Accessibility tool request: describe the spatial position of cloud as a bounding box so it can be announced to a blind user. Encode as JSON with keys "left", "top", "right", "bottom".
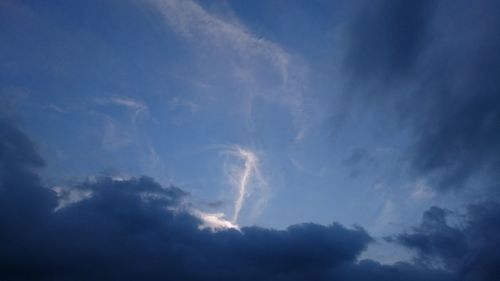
{"left": 168, "top": 96, "right": 199, "bottom": 113}
{"left": 0, "top": 119, "right": 458, "bottom": 280}
{"left": 151, "top": 0, "right": 311, "bottom": 143}
{"left": 94, "top": 96, "right": 149, "bottom": 124}
{"left": 391, "top": 202, "right": 500, "bottom": 280}
{"left": 100, "top": 117, "right": 134, "bottom": 149}
{"left": 341, "top": 0, "right": 437, "bottom": 82}
{"left": 337, "top": 0, "right": 500, "bottom": 192}
{"left": 342, "top": 148, "right": 372, "bottom": 167}
{"left": 411, "top": 181, "right": 435, "bottom": 201}
{"left": 52, "top": 185, "right": 92, "bottom": 210}
{"left": 193, "top": 210, "right": 239, "bottom": 231}
{"left": 342, "top": 148, "right": 375, "bottom": 178}
{"left": 91, "top": 96, "right": 164, "bottom": 173}
{"left": 46, "top": 103, "right": 68, "bottom": 114}
{"left": 223, "top": 145, "right": 268, "bottom": 224}
{"left": 372, "top": 200, "right": 400, "bottom": 234}
{"left": 229, "top": 146, "right": 258, "bottom": 223}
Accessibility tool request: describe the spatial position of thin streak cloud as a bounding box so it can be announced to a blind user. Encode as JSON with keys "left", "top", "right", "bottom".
{"left": 223, "top": 146, "right": 267, "bottom": 224}
{"left": 94, "top": 96, "right": 149, "bottom": 124}
{"left": 232, "top": 147, "right": 257, "bottom": 223}
{"left": 151, "top": 0, "right": 312, "bottom": 143}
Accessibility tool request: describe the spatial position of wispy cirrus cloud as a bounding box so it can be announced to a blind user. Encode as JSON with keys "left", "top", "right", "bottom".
{"left": 150, "top": 0, "right": 311, "bottom": 143}
{"left": 147, "top": 0, "right": 315, "bottom": 223}
{"left": 219, "top": 145, "right": 268, "bottom": 224}
{"left": 94, "top": 96, "right": 149, "bottom": 124}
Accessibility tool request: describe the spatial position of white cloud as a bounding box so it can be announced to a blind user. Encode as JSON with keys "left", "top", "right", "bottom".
{"left": 52, "top": 185, "right": 92, "bottom": 210}
{"left": 222, "top": 145, "right": 268, "bottom": 224}
{"left": 193, "top": 210, "right": 239, "bottom": 231}
{"left": 93, "top": 96, "right": 160, "bottom": 173}
{"left": 46, "top": 103, "right": 68, "bottom": 113}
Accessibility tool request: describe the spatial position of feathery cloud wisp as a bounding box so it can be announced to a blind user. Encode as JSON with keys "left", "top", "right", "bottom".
{"left": 223, "top": 146, "right": 267, "bottom": 224}
{"left": 151, "top": 0, "right": 311, "bottom": 143}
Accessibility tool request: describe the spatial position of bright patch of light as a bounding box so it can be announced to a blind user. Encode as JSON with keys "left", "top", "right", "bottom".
{"left": 194, "top": 210, "right": 240, "bottom": 231}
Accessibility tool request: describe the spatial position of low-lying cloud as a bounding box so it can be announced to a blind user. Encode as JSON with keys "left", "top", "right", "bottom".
{"left": 0, "top": 120, "right": 463, "bottom": 280}
{"left": 392, "top": 202, "right": 500, "bottom": 280}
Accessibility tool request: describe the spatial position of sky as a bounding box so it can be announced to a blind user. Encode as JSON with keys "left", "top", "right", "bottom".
{"left": 1, "top": 0, "right": 500, "bottom": 280}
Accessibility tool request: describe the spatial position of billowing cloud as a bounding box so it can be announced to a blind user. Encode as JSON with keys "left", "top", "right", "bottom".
{"left": 391, "top": 202, "right": 500, "bottom": 280}
{"left": 0, "top": 120, "right": 458, "bottom": 280}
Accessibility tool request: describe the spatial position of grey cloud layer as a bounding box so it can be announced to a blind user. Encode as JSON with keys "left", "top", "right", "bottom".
{"left": 339, "top": 0, "right": 500, "bottom": 192}
{"left": 393, "top": 202, "right": 500, "bottom": 280}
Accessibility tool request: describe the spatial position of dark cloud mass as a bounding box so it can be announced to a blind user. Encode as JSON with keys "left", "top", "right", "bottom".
{"left": 0, "top": 120, "right": 457, "bottom": 280}
{"left": 341, "top": 0, "right": 500, "bottom": 191}
{"left": 343, "top": 0, "right": 436, "bottom": 81}
{"left": 2, "top": 0, "right": 500, "bottom": 279}
{"left": 394, "top": 202, "right": 500, "bottom": 281}
{"left": 340, "top": 1, "right": 500, "bottom": 276}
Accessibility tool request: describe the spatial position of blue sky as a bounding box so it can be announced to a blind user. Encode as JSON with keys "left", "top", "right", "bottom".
{"left": 1, "top": 0, "right": 456, "bottom": 231}
{"left": 2, "top": 0, "right": 500, "bottom": 277}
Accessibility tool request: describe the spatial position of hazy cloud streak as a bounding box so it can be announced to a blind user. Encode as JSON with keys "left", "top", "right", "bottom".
{"left": 151, "top": 0, "right": 311, "bottom": 143}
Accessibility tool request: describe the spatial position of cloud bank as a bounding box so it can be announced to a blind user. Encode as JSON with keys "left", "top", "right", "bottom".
{"left": 393, "top": 202, "right": 500, "bottom": 280}
{"left": 338, "top": 0, "right": 500, "bottom": 192}
{"left": 0, "top": 120, "right": 462, "bottom": 280}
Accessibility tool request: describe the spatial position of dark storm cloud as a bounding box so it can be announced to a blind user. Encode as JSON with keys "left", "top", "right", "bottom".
{"left": 343, "top": 0, "right": 436, "bottom": 82}
{"left": 0, "top": 120, "right": 457, "bottom": 280}
{"left": 392, "top": 202, "right": 500, "bottom": 281}
{"left": 340, "top": 0, "right": 500, "bottom": 191}
{"left": 0, "top": 119, "right": 57, "bottom": 240}
{"left": 341, "top": 1, "right": 500, "bottom": 276}
{"left": 331, "top": 260, "right": 455, "bottom": 281}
